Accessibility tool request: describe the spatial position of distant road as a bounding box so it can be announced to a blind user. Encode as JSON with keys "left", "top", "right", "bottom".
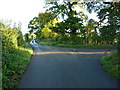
{"left": 18, "top": 43, "right": 118, "bottom": 88}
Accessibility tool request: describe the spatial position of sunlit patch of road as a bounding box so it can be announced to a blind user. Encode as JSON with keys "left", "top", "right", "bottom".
{"left": 34, "top": 51, "right": 111, "bottom": 55}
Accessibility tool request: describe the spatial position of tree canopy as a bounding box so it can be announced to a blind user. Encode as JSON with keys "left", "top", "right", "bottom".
{"left": 28, "top": 0, "right": 120, "bottom": 52}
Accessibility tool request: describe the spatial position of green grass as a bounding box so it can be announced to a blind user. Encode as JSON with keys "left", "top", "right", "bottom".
{"left": 2, "top": 43, "right": 33, "bottom": 89}
{"left": 38, "top": 41, "right": 117, "bottom": 49}
{"left": 100, "top": 52, "right": 120, "bottom": 80}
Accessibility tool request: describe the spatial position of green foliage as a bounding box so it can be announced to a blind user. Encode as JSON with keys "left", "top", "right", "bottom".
{"left": 28, "top": 17, "right": 40, "bottom": 34}
{"left": 38, "top": 41, "right": 117, "bottom": 49}
{"left": 100, "top": 52, "right": 120, "bottom": 80}
{"left": 2, "top": 46, "right": 33, "bottom": 89}
{"left": 30, "top": 1, "right": 118, "bottom": 48}
{"left": 48, "top": 1, "right": 85, "bottom": 43}
{"left": 1, "top": 20, "right": 33, "bottom": 89}
{"left": 17, "top": 30, "right": 24, "bottom": 46}
{"left": 1, "top": 22, "right": 19, "bottom": 53}
{"left": 38, "top": 12, "right": 56, "bottom": 28}
{"left": 24, "top": 33, "right": 30, "bottom": 42}
{"left": 87, "top": 1, "right": 120, "bottom": 51}
{"left": 28, "top": 12, "right": 58, "bottom": 40}
{"left": 30, "top": 1, "right": 119, "bottom": 48}
{"left": 41, "top": 18, "right": 58, "bottom": 39}
{"left": 84, "top": 19, "right": 98, "bottom": 45}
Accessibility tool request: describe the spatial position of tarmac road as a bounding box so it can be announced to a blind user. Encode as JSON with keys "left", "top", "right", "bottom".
{"left": 18, "top": 43, "right": 119, "bottom": 88}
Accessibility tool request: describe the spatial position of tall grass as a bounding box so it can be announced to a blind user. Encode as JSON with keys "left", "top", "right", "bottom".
{"left": 2, "top": 43, "right": 33, "bottom": 89}
{"left": 100, "top": 52, "right": 120, "bottom": 80}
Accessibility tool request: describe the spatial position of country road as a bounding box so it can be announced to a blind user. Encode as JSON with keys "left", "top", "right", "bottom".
{"left": 18, "top": 43, "right": 118, "bottom": 88}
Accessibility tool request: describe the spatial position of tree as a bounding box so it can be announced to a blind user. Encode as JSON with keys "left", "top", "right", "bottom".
{"left": 28, "top": 12, "right": 58, "bottom": 39}
{"left": 16, "top": 22, "right": 25, "bottom": 46}
{"left": 86, "top": 1, "right": 120, "bottom": 53}
{"left": 98, "top": 2, "right": 120, "bottom": 50}
{"left": 40, "top": 18, "right": 58, "bottom": 39}
{"left": 84, "top": 19, "right": 99, "bottom": 45}
{"left": 28, "top": 17, "right": 40, "bottom": 34}
{"left": 46, "top": 0, "right": 86, "bottom": 43}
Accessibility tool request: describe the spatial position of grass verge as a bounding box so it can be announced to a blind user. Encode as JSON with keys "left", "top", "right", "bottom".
{"left": 100, "top": 52, "right": 120, "bottom": 80}
{"left": 2, "top": 43, "right": 33, "bottom": 89}
{"left": 38, "top": 41, "right": 117, "bottom": 49}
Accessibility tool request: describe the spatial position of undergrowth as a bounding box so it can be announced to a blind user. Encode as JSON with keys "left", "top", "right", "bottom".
{"left": 38, "top": 41, "right": 117, "bottom": 49}
{"left": 2, "top": 44, "right": 33, "bottom": 89}
{"left": 100, "top": 52, "right": 120, "bottom": 80}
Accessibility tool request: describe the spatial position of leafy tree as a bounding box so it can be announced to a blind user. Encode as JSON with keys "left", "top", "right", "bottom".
{"left": 86, "top": 1, "right": 120, "bottom": 52}
{"left": 47, "top": 0, "right": 86, "bottom": 43}
{"left": 28, "top": 17, "right": 40, "bottom": 34}
{"left": 16, "top": 23, "right": 25, "bottom": 46}
{"left": 28, "top": 12, "right": 57, "bottom": 39}
{"left": 84, "top": 19, "right": 98, "bottom": 45}
{"left": 38, "top": 12, "right": 56, "bottom": 28}
{"left": 41, "top": 18, "right": 58, "bottom": 39}
{"left": 98, "top": 2, "right": 120, "bottom": 54}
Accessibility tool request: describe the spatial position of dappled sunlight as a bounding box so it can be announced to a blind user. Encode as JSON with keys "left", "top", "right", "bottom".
{"left": 34, "top": 51, "right": 110, "bottom": 55}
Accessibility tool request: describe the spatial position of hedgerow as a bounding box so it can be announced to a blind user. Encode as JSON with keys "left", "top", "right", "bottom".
{"left": 2, "top": 47, "right": 33, "bottom": 88}
{"left": 1, "top": 20, "right": 33, "bottom": 89}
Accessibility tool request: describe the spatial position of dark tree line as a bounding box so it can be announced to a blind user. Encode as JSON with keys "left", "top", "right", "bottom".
{"left": 28, "top": 0, "right": 120, "bottom": 53}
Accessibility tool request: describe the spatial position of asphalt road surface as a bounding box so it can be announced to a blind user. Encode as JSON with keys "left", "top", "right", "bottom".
{"left": 18, "top": 43, "right": 119, "bottom": 88}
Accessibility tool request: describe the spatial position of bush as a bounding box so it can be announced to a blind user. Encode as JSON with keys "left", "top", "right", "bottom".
{"left": 2, "top": 47, "right": 33, "bottom": 89}
{"left": 1, "top": 20, "right": 33, "bottom": 89}
{"left": 100, "top": 52, "right": 120, "bottom": 80}
{"left": 2, "top": 28, "right": 19, "bottom": 53}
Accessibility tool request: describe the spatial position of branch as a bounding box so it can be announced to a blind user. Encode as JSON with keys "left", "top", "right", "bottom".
{"left": 103, "top": 2, "right": 113, "bottom": 4}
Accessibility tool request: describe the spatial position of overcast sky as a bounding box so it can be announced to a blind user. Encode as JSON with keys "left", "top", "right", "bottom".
{"left": 0, "top": 0, "right": 46, "bottom": 34}
{"left": 0, "top": 0, "right": 99, "bottom": 34}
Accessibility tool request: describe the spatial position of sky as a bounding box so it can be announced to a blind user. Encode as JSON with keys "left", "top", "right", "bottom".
{"left": 0, "top": 0, "right": 46, "bottom": 34}
{"left": 0, "top": 0, "right": 99, "bottom": 35}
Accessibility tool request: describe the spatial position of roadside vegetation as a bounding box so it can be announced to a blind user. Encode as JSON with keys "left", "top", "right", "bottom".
{"left": 1, "top": 20, "right": 33, "bottom": 89}
{"left": 100, "top": 52, "right": 120, "bottom": 80}
{"left": 1, "top": 0, "right": 120, "bottom": 88}
{"left": 38, "top": 40, "right": 117, "bottom": 49}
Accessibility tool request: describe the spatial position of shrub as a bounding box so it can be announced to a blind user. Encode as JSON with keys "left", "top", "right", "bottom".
{"left": 1, "top": 20, "right": 33, "bottom": 89}
{"left": 2, "top": 47, "right": 33, "bottom": 89}
{"left": 100, "top": 52, "right": 120, "bottom": 80}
